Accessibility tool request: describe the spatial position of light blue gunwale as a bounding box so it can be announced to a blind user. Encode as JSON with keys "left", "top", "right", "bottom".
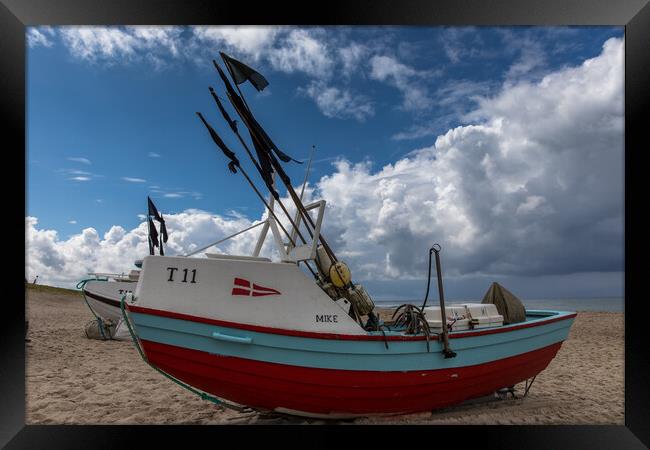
{"left": 129, "top": 309, "right": 576, "bottom": 372}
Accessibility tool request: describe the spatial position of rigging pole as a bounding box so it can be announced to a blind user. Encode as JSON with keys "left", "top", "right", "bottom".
{"left": 213, "top": 67, "right": 339, "bottom": 264}
{"left": 211, "top": 60, "right": 336, "bottom": 258}
{"left": 208, "top": 87, "right": 308, "bottom": 246}
{"left": 196, "top": 112, "right": 297, "bottom": 248}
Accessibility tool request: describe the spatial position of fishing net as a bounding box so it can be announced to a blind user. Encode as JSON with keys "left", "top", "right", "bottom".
{"left": 481, "top": 282, "right": 527, "bottom": 324}
{"left": 84, "top": 318, "right": 116, "bottom": 340}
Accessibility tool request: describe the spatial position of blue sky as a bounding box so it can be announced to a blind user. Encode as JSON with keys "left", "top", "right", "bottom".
{"left": 26, "top": 26, "right": 624, "bottom": 299}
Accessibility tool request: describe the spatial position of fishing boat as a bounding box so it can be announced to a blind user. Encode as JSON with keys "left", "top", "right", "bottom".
{"left": 121, "top": 52, "right": 576, "bottom": 418}
{"left": 82, "top": 274, "right": 138, "bottom": 321}
{"left": 79, "top": 271, "right": 139, "bottom": 340}
{"left": 79, "top": 196, "right": 166, "bottom": 340}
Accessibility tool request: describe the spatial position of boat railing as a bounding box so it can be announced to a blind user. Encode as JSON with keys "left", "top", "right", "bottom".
{"left": 183, "top": 221, "right": 266, "bottom": 257}
{"left": 87, "top": 272, "right": 132, "bottom": 282}
{"left": 183, "top": 198, "right": 328, "bottom": 265}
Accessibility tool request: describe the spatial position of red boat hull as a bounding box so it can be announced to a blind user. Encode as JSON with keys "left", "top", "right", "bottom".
{"left": 140, "top": 339, "right": 563, "bottom": 416}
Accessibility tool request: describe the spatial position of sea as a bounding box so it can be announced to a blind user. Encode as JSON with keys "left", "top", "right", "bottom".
{"left": 373, "top": 297, "right": 624, "bottom": 312}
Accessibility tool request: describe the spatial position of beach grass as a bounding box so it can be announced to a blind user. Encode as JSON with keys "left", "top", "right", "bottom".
{"left": 25, "top": 282, "right": 81, "bottom": 297}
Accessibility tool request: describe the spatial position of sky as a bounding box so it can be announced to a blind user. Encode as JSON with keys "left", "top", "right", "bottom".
{"left": 26, "top": 26, "right": 624, "bottom": 300}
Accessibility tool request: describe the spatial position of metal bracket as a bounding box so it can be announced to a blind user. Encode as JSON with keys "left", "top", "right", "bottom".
{"left": 286, "top": 200, "right": 326, "bottom": 262}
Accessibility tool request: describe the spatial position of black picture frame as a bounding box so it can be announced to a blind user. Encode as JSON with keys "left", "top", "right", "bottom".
{"left": 4, "top": 0, "right": 648, "bottom": 447}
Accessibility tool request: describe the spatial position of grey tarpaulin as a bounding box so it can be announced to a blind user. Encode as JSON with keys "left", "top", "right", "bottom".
{"left": 481, "top": 282, "right": 527, "bottom": 324}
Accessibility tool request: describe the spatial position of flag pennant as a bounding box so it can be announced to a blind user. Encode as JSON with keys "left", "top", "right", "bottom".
{"left": 249, "top": 128, "right": 279, "bottom": 199}
{"left": 209, "top": 87, "right": 238, "bottom": 134}
{"left": 214, "top": 60, "right": 242, "bottom": 108}
{"left": 251, "top": 116, "right": 302, "bottom": 164}
{"left": 148, "top": 218, "right": 159, "bottom": 248}
{"left": 220, "top": 52, "right": 269, "bottom": 92}
{"left": 159, "top": 213, "right": 168, "bottom": 243}
{"left": 196, "top": 112, "right": 240, "bottom": 174}
{"left": 213, "top": 59, "right": 301, "bottom": 166}
{"left": 159, "top": 234, "right": 165, "bottom": 256}
{"left": 148, "top": 196, "right": 162, "bottom": 222}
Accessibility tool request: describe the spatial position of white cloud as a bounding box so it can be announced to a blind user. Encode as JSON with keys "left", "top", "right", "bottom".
{"left": 436, "top": 79, "right": 493, "bottom": 108}
{"left": 59, "top": 168, "right": 103, "bottom": 182}
{"left": 60, "top": 27, "right": 137, "bottom": 61}
{"left": 67, "top": 157, "right": 91, "bottom": 165}
{"left": 58, "top": 26, "right": 184, "bottom": 67}
{"left": 496, "top": 29, "right": 574, "bottom": 85}
{"left": 516, "top": 195, "right": 552, "bottom": 215}
{"left": 391, "top": 123, "right": 438, "bottom": 141}
{"left": 192, "top": 27, "right": 335, "bottom": 80}
{"left": 313, "top": 37, "right": 624, "bottom": 280}
{"left": 191, "top": 26, "right": 281, "bottom": 62}
{"left": 26, "top": 37, "right": 624, "bottom": 291}
{"left": 299, "top": 81, "right": 374, "bottom": 122}
{"left": 339, "top": 43, "right": 369, "bottom": 77}
{"left": 148, "top": 152, "right": 161, "bottom": 158}
{"left": 439, "top": 27, "right": 484, "bottom": 64}
{"left": 32, "top": 26, "right": 382, "bottom": 122}
{"left": 505, "top": 39, "right": 547, "bottom": 83}
{"left": 122, "top": 177, "right": 146, "bottom": 183}
{"left": 25, "top": 212, "right": 272, "bottom": 288}
{"left": 127, "top": 26, "right": 182, "bottom": 57}
{"left": 149, "top": 187, "right": 202, "bottom": 200}
{"left": 27, "top": 27, "right": 55, "bottom": 48}
{"left": 369, "top": 55, "right": 433, "bottom": 110}
{"left": 68, "top": 220, "right": 77, "bottom": 224}
{"left": 267, "top": 29, "right": 333, "bottom": 78}
{"left": 386, "top": 79, "right": 496, "bottom": 139}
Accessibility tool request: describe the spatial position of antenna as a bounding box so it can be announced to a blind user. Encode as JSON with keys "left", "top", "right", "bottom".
{"left": 299, "top": 145, "right": 316, "bottom": 202}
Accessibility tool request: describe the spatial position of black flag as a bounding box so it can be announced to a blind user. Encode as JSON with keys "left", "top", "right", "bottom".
{"left": 220, "top": 52, "right": 269, "bottom": 92}
{"left": 210, "top": 59, "right": 302, "bottom": 164}
{"left": 248, "top": 128, "right": 278, "bottom": 199}
{"left": 197, "top": 112, "right": 240, "bottom": 174}
{"left": 159, "top": 232, "right": 165, "bottom": 256}
{"left": 209, "top": 87, "right": 237, "bottom": 133}
{"left": 148, "top": 196, "right": 162, "bottom": 221}
{"left": 251, "top": 116, "right": 302, "bottom": 164}
{"left": 159, "top": 213, "right": 168, "bottom": 243}
{"left": 148, "top": 218, "right": 159, "bottom": 248}
{"left": 212, "top": 60, "right": 301, "bottom": 165}
{"left": 148, "top": 196, "right": 168, "bottom": 255}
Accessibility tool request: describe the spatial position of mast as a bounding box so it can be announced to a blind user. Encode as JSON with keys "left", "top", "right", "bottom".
{"left": 207, "top": 87, "right": 308, "bottom": 246}
{"left": 288, "top": 145, "right": 316, "bottom": 253}
{"left": 196, "top": 112, "right": 297, "bottom": 248}
{"left": 209, "top": 53, "right": 378, "bottom": 328}
{"left": 196, "top": 111, "right": 319, "bottom": 279}
{"left": 213, "top": 60, "right": 339, "bottom": 265}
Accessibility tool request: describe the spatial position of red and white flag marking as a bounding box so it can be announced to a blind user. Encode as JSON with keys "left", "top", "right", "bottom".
{"left": 231, "top": 278, "right": 281, "bottom": 297}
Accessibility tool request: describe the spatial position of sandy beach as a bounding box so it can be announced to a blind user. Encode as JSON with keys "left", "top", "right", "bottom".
{"left": 25, "top": 284, "right": 624, "bottom": 425}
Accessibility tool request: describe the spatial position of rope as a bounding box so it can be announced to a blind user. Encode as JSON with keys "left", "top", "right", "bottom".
{"left": 76, "top": 277, "right": 110, "bottom": 340}
{"left": 184, "top": 221, "right": 266, "bottom": 257}
{"left": 119, "top": 294, "right": 247, "bottom": 412}
{"left": 420, "top": 247, "right": 435, "bottom": 310}
{"left": 524, "top": 375, "right": 537, "bottom": 397}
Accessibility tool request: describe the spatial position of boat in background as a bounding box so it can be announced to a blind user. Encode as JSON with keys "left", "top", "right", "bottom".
{"left": 120, "top": 52, "right": 576, "bottom": 418}
{"left": 79, "top": 196, "right": 165, "bottom": 341}
{"left": 80, "top": 272, "right": 139, "bottom": 340}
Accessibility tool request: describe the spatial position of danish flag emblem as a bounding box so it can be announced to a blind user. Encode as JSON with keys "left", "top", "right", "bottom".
{"left": 231, "top": 278, "right": 281, "bottom": 297}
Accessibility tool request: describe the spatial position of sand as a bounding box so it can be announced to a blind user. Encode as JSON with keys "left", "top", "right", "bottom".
{"left": 25, "top": 285, "right": 624, "bottom": 425}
